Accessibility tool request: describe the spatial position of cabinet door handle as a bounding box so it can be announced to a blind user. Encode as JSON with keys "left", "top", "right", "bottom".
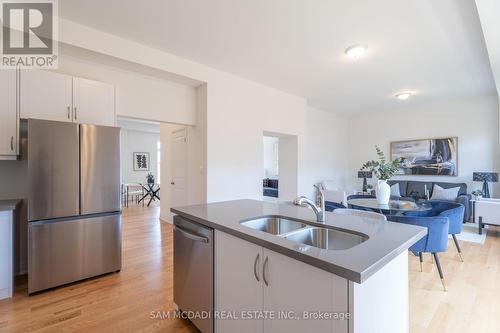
{"left": 74, "top": 107, "right": 77, "bottom": 120}
{"left": 10, "top": 136, "right": 14, "bottom": 151}
{"left": 253, "top": 253, "right": 260, "bottom": 282}
{"left": 263, "top": 256, "right": 269, "bottom": 286}
{"left": 67, "top": 106, "right": 70, "bottom": 119}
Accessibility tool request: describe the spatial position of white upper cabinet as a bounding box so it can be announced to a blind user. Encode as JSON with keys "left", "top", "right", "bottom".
{"left": 0, "top": 69, "right": 18, "bottom": 157}
{"left": 20, "top": 70, "right": 116, "bottom": 126}
{"left": 73, "top": 77, "right": 115, "bottom": 127}
{"left": 20, "top": 70, "right": 73, "bottom": 122}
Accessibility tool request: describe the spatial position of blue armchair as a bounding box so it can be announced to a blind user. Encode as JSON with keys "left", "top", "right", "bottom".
{"left": 388, "top": 215, "right": 449, "bottom": 291}
{"left": 405, "top": 201, "right": 465, "bottom": 261}
{"left": 324, "top": 201, "right": 346, "bottom": 212}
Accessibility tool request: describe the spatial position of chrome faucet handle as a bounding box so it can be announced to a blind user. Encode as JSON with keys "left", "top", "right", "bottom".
{"left": 293, "top": 196, "right": 308, "bottom": 205}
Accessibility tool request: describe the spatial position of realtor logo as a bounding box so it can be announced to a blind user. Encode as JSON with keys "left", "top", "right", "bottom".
{"left": 1, "top": 0, "right": 58, "bottom": 68}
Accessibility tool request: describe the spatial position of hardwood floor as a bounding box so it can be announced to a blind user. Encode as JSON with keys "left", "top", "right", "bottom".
{"left": 0, "top": 204, "right": 196, "bottom": 333}
{"left": 1, "top": 204, "right": 499, "bottom": 332}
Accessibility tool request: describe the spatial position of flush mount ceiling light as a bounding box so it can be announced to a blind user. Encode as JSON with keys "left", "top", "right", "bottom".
{"left": 395, "top": 91, "right": 415, "bottom": 100}
{"left": 345, "top": 44, "right": 367, "bottom": 59}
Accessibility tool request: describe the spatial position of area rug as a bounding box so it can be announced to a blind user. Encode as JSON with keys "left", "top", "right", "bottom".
{"left": 449, "top": 223, "right": 487, "bottom": 245}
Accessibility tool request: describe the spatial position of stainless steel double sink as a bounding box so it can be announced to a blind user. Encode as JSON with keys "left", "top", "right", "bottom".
{"left": 240, "top": 216, "right": 368, "bottom": 251}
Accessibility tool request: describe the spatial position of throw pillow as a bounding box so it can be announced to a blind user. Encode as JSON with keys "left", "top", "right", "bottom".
{"left": 390, "top": 183, "right": 401, "bottom": 197}
{"left": 431, "top": 184, "right": 460, "bottom": 201}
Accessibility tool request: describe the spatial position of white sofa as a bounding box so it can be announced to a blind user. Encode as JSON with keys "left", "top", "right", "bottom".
{"left": 318, "top": 181, "right": 355, "bottom": 206}
{"left": 475, "top": 198, "right": 500, "bottom": 234}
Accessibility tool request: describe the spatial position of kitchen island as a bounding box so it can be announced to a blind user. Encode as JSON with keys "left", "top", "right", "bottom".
{"left": 172, "top": 199, "right": 426, "bottom": 333}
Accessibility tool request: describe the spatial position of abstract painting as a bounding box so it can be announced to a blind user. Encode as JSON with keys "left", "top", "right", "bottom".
{"left": 391, "top": 137, "right": 458, "bottom": 176}
{"left": 133, "top": 152, "right": 150, "bottom": 171}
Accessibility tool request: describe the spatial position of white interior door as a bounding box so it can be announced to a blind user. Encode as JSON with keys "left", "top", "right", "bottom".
{"left": 171, "top": 128, "right": 188, "bottom": 208}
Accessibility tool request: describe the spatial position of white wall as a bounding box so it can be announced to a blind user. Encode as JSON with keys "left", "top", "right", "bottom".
{"left": 347, "top": 94, "right": 500, "bottom": 194}
{"left": 120, "top": 129, "right": 160, "bottom": 184}
{"left": 57, "top": 19, "right": 347, "bottom": 203}
{"left": 263, "top": 136, "right": 279, "bottom": 179}
{"left": 303, "top": 106, "right": 349, "bottom": 198}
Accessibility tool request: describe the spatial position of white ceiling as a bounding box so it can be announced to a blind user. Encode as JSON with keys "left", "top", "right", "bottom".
{"left": 475, "top": 0, "right": 500, "bottom": 94}
{"left": 60, "top": 0, "right": 496, "bottom": 114}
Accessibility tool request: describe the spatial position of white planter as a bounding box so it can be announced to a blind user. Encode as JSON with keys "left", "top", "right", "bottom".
{"left": 376, "top": 180, "right": 391, "bottom": 205}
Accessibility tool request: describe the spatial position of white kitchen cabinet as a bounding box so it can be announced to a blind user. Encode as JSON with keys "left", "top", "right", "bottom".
{"left": 215, "top": 231, "right": 349, "bottom": 333}
{"left": 20, "top": 70, "right": 73, "bottom": 122}
{"left": 20, "top": 70, "right": 116, "bottom": 126}
{"left": 73, "top": 77, "right": 115, "bottom": 127}
{"left": 0, "top": 211, "right": 13, "bottom": 300}
{"left": 215, "top": 231, "right": 264, "bottom": 333}
{"left": 262, "top": 248, "right": 348, "bottom": 333}
{"left": 0, "top": 69, "right": 18, "bottom": 158}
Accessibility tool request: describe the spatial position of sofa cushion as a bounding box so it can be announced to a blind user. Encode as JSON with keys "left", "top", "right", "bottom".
{"left": 433, "top": 182, "right": 467, "bottom": 196}
{"left": 390, "top": 183, "right": 401, "bottom": 197}
{"left": 388, "top": 181, "right": 408, "bottom": 197}
{"left": 431, "top": 184, "right": 461, "bottom": 200}
{"left": 406, "top": 181, "right": 433, "bottom": 198}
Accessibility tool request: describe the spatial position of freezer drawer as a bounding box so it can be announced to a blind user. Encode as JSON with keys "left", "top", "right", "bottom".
{"left": 174, "top": 215, "right": 213, "bottom": 333}
{"left": 28, "top": 213, "right": 122, "bottom": 294}
{"left": 80, "top": 124, "right": 121, "bottom": 215}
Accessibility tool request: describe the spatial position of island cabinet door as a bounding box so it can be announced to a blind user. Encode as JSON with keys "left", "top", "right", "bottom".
{"left": 215, "top": 231, "right": 264, "bottom": 333}
{"left": 262, "top": 249, "right": 349, "bottom": 333}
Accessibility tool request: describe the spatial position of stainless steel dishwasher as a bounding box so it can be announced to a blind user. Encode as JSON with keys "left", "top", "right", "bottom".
{"left": 173, "top": 215, "right": 214, "bottom": 333}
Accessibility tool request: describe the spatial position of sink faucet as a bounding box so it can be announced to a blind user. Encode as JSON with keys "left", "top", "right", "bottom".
{"left": 293, "top": 185, "right": 325, "bottom": 222}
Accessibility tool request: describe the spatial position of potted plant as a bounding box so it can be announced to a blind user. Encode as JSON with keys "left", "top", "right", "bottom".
{"left": 361, "top": 146, "right": 403, "bottom": 205}
{"left": 472, "top": 189, "right": 484, "bottom": 200}
{"left": 146, "top": 172, "right": 155, "bottom": 185}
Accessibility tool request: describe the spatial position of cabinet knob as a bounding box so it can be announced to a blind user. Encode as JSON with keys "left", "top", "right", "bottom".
{"left": 74, "top": 107, "right": 77, "bottom": 120}
{"left": 67, "top": 106, "right": 70, "bottom": 119}
{"left": 10, "top": 136, "right": 14, "bottom": 151}
{"left": 170, "top": 181, "right": 175, "bottom": 185}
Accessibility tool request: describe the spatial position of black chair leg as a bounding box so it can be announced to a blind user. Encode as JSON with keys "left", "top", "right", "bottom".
{"left": 478, "top": 216, "right": 483, "bottom": 235}
{"left": 451, "top": 234, "right": 464, "bottom": 262}
{"left": 432, "top": 253, "right": 446, "bottom": 291}
{"left": 419, "top": 252, "right": 423, "bottom": 272}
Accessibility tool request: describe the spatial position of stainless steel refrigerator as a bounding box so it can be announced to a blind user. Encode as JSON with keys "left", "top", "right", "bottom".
{"left": 22, "top": 119, "right": 122, "bottom": 294}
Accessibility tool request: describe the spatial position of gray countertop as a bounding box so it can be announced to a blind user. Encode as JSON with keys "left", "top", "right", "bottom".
{"left": 0, "top": 199, "right": 22, "bottom": 212}
{"left": 171, "top": 199, "right": 427, "bottom": 284}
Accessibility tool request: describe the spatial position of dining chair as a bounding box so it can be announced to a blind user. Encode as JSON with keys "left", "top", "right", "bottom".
{"left": 333, "top": 208, "right": 387, "bottom": 221}
{"left": 405, "top": 201, "right": 465, "bottom": 261}
{"left": 325, "top": 201, "right": 346, "bottom": 212}
{"left": 388, "top": 214, "right": 449, "bottom": 291}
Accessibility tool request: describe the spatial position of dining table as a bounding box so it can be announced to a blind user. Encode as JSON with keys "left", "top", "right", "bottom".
{"left": 138, "top": 183, "right": 161, "bottom": 207}
{"left": 346, "top": 198, "right": 432, "bottom": 215}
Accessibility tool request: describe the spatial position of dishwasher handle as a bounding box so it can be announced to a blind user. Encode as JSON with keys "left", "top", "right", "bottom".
{"left": 174, "top": 225, "right": 210, "bottom": 243}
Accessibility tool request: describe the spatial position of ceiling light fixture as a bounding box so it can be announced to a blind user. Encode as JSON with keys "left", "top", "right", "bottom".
{"left": 395, "top": 91, "right": 414, "bottom": 100}
{"left": 345, "top": 44, "right": 367, "bottom": 59}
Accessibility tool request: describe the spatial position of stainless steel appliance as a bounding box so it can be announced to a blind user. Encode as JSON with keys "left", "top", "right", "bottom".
{"left": 173, "top": 215, "right": 213, "bottom": 333}
{"left": 23, "top": 119, "right": 121, "bottom": 294}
